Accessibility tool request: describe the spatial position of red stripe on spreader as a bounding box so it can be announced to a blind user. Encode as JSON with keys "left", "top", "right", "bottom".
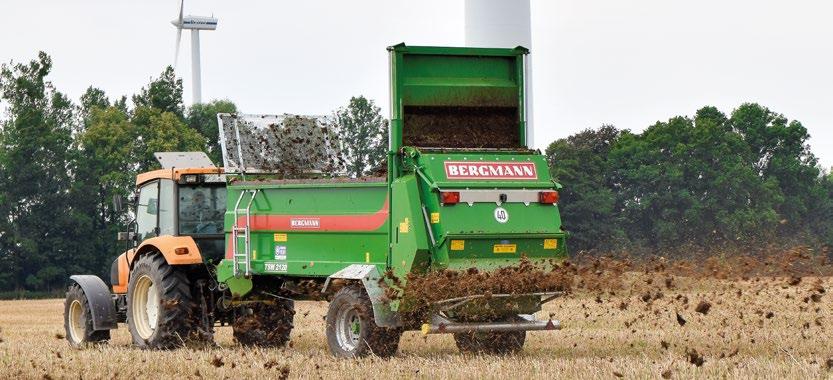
{"left": 225, "top": 199, "right": 389, "bottom": 259}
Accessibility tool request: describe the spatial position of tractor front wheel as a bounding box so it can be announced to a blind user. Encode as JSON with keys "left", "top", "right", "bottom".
{"left": 326, "top": 285, "right": 402, "bottom": 358}
{"left": 232, "top": 300, "right": 295, "bottom": 347}
{"left": 126, "top": 254, "right": 198, "bottom": 349}
{"left": 64, "top": 284, "right": 110, "bottom": 348}
{"left": 454, "top": 330, "right": 526, "bottom": 355}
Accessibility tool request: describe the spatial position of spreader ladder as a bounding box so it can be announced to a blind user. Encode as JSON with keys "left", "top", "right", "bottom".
{"left": 232, "top": 189, "right": 259, "bottom": 277}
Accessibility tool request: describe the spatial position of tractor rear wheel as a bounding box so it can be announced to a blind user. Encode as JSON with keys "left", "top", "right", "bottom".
{"left": 326, "top": 285, "right": 402, "bottom": 358}
{"left": 64, "top": 284, "right": 110, "bottom": 348}
{"left": 127, "top": 254, "right": 198, "bottom": 349}
{"left": 232, "top": 300, "right": 295, "bottom": 347}
{"left": 454, "top": 330, "right": 526, "bottom": 355}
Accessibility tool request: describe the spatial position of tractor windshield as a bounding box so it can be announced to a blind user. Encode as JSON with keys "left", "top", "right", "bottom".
{"left": 178, "top": 185, "right": 226, "bottom": 235}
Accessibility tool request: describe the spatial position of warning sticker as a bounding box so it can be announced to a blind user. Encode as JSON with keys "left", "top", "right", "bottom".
{"left": 493, "top": 244, "right": 517, "bottom": 254}
{"left": 430, "top": 212, "right": 440, "bottom": 224}
{"left": 450, "top": 240, "right": 465, "bottom": 251}
{"left": 274, "top": 233, "right": 288, "bottom": 242}
{"left": 543, "top": 239, "right": 558, "bottom": 249}
{"left": 274, "top": 245, "right": 287, "bottom": 260}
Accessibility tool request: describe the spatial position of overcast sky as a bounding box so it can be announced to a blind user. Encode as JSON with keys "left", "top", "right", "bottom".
{"left": 2, "top": 1, "right": 831, "bottom": 168}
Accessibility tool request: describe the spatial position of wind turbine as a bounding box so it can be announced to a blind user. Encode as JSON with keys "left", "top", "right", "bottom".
{"left": 171, "top": 0, "right": 218, "bottom": 105}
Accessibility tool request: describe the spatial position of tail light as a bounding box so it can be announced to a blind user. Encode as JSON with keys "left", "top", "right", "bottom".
{"left": 539, "top": 191, "right": 559, "bottom": 204}
{"left": 441, "top": 191, "right": 460, "bottom": 205}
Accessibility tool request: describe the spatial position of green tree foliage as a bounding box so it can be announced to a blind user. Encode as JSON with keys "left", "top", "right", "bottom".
{"left": 545, "top": 126, "right": 624, "bottom": 251}
{"left": 0, "top": 55, "right": 219, "bottom": 292}
{"left": 132, "top": 66, "right": 184, "bottom": 118}
{"left": 609, "top": 108, "right": 779, "bottom": 249}
{"left": 130, "top": 106, "right": 205, "bottom": 171}
{"left": 551, "top": 105, "right": 833, "bottom": 254}
{"left": 333, "top": 96, "right": 389, "bottom": 177}
{"left": 187, "top": 100, "right": 237, "bottom": 165}
{"left": 729, "top": 104, "right": 826, "bottom": 238}
{"left": 0, "top": 52, "right": 86, "bottom": 290}
{"left": 79, "top": 86, "right": 109, "bottom": 126}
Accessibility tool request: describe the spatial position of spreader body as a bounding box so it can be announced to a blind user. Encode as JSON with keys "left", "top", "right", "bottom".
{"left": 215, "top": 44, "right": 568, "bottom": 338}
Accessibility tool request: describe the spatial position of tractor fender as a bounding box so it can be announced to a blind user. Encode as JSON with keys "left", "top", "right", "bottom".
{"left": 68, "top": 275, "right": 118, "bottom": 331}
{"left": 130, "top": 236, "right": 202, "bottom": 267}
{"left": 323, "top": 264, "right": 401, "bottom": 328}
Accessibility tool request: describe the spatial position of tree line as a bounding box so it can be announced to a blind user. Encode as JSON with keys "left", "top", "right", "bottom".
{"left": 0, "top": 52, "right": 830, "bottom": 293}
{"left": 546, "top": 106, "right": 833, "bottom": 255}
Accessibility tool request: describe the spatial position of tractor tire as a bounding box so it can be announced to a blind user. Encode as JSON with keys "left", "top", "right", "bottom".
{"left": 325, "top": 285, "right": 402, "bottom": 358}
{"left": 126, "top": 254, "right": 197, "bottom": 349}
{"left": 232, "top": 300, "right": 295, "bottom": 347}
{"left": 454, "top": 330, "right": 526, "bottom": 355}
{"left": 64, "top": 283, "right": 110, "bottom": 348}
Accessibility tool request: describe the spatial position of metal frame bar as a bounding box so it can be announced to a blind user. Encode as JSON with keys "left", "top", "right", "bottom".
{"left": 420, "top": 204, "right": 437, "bottom": 247}
{"left": 217, "top": 113, "right": 230, "bottom": 170}
{"left": 422, "top": 314, "right": 561, "bottom": 335}
{"left": 233, "top": 118, "right": 246, "bottom": 177}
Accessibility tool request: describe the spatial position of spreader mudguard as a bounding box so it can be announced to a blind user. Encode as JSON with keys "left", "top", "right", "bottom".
{"left": 69, "top": 275, "right": 118, "bottom": 330}
{"left": 322, "top": 264, "right": 401, "bottom": 327}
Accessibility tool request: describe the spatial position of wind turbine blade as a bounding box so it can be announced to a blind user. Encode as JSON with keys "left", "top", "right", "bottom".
{"left": 178, "top": 0, "right": 184, "bottom": 24}
{"left": 174, "top": 28, "right": 182, "bottom": 67}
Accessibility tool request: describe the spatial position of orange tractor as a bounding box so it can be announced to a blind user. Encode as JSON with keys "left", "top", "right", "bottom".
{"left": 64, "top": 152, "right": 238, "bottom": 348}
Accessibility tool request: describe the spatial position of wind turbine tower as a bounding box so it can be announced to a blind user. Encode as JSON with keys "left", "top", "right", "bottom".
{"left": 171, "top": 0, "right": 218, "bottom": 105}
{"left": 465, "top": 0, "right": 533, "bottom": 146}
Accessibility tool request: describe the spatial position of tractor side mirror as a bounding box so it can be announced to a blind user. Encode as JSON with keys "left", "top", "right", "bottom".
{"left": 117, "top": 231, "right": 136, "bottom": 241}
{"left": 112, "top": 195, "right": 124, "bottom": 213}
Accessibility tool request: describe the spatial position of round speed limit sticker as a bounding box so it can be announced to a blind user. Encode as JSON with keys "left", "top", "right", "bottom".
{"left": 494, "top": 207, "right": 509, "bottom": 223}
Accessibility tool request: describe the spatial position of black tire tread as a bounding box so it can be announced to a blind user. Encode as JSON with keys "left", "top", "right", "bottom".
{"left": 127, "top": 253, "right": 199, "bottom": 349}
{"left": 326, "top": 285, "right": 402, "bottom": 358}
{"left": 64, "top": 283, "right": 110, "bottom": 348}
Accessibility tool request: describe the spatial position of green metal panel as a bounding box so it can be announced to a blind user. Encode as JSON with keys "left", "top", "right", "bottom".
{"left": 409, "top": 151, "right": 567, "bottom": 272}
{"left": 408, "top": 150, "right": 555, "bottom": 189}
{"left": 221, "top": 183, "right": 389, "bottom": 280}
{"left": 389, "top": 175, "right": 431, "bottom": 280}
{"left": 387, "top": 43, "right": 528, "bottom": 156}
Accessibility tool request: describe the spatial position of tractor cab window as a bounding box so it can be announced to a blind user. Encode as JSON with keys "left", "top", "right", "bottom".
{"left": 158, "top": 179, "right": 175, "bottom": 236}
{"left": 136, "top": 181, "right": 159, "bottom": 241}
{"left": 178, "top": 185, "right": 226, "bottom": 235}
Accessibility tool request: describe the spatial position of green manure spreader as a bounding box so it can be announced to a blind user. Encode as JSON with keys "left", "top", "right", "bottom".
{"left": 63, "top": 44, "right": 568, "bottom": 357}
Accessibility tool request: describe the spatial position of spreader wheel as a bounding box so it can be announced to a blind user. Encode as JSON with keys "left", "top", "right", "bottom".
{"left": 64, "top": 284, "right": 110, "bottom": 348}
{"left": 126, "top": 254, "right": 199, "bottom": 349}
{"left": 326, "top": 285, "right": 402, "bottom": 358}
{"left": 454, "top": 330, "right": 526, "bottom": 355}
{"left": 233, "top": 300, "right": 295, "bottom": 347}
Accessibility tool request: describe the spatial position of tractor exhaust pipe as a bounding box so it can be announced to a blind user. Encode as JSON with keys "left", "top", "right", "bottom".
{"left": 421, "top": 314, "right": 561, "bottom": 335}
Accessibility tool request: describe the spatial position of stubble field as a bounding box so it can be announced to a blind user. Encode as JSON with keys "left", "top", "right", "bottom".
{"left": 1, "top": 270, "right": 832, "bottom": 379}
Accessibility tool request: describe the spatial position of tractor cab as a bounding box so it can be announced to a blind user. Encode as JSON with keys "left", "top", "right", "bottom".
{"left": 123, "top": 152, "right": 227, "bottom": 263}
